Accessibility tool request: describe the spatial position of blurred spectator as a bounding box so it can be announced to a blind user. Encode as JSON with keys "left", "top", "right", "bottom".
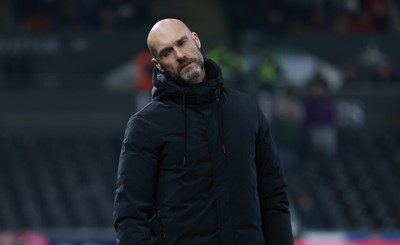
{"left": 103, "top": 49, "right": 153, "bottom": 111}
{"left": 371, "top": 62, "right": 398, "bottom": 87}
{"left": 257, "top": 49, "right": 281, "bottom": 91}
{"left": 332, "top": 13, "right": 351, "bottom": 34}
{"left": 350, "top": 10, "right": 376, "bottom": 34}
{"left": 133, "top": 50, "right": 153, "bottom": 111}
{"left": 296, "top": 193, "right": 323, "bottom": 229}
{"left": 272, "top": 85, "right": 304, "bottom": 167}
{"left": 206, "top": 46, "right": 245, "bottom": 90}
{"left": 2, "top": 41, "right": 34, "bottom": 90}
{"left": 304, "top": 72, "right": 337, "bottom": 157}
{"left": 133, "top": 50, "right": 153, "bottom": 92}
{"left": 341, "top": 63, "right": 361, "bottom": 89}
{"left": 365, "top": 0, "right": 391, "bottom": 32}
{"left": 21, "top": 10, "right": 53, "bottom": 33}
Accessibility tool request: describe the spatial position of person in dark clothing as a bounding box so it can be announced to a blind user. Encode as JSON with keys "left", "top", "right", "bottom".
{"left": 113, "top": 18, "right": 293, "bottom": 245}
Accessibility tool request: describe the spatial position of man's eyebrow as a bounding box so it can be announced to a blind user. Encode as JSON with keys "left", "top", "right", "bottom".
{"left": 158, "top": 36, "right": 189, "bottom": 56}
{"left": 175, "top": 36, "right": 188, "bottom": 44}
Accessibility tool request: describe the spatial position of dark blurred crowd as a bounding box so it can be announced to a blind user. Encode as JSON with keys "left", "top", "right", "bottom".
{"left": 1, "top": 0, "right": 399, "bottom": 91}
{"left": 9, "top": 0, "right": 398, "bottom": 35}
{"left": 14, "top": 0, "right": 152, "bottom": 33}
{"left": 224, "top": 0, "right": 396, "bottom": 37}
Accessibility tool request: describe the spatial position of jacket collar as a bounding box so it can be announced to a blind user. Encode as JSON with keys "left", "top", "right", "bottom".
{"left": 151, "top": 58, "right": 223, "bottom": 105}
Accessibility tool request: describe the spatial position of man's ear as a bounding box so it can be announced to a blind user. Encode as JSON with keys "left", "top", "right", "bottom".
{"left": 152, "top": 58, "right": 163, "bottom": 72}
{"left": 192, "top": 32, "right": 201, "bottom": 49}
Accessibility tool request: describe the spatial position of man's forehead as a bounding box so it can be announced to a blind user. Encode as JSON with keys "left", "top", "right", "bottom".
{"left": 147, "top": 19, "right": 191, "bottom": 52}
{"left": 153, "top": 27, "right": 188, "bottom": 42}
{"left": 151, "top": 32, "right": 190, "bottom": 54}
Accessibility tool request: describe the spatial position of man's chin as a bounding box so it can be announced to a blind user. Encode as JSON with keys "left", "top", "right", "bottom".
{"left": 180, "top": 72, "right": 202, "bottom": 84}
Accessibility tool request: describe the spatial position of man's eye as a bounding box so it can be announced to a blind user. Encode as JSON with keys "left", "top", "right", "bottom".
{"left": 178, "top": 40, "right": 185, "bottom": 46}
{"left": 162, "top": 51, "right": 170, "bottom": 57}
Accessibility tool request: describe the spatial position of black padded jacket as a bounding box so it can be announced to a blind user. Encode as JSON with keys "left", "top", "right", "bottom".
{"left": 113, "top": 58, "right": 293, "bottom": 245}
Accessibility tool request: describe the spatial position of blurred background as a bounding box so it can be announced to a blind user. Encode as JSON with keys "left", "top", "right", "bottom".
{"left": 1, "top": 0, "right": 400, "bottom": 244}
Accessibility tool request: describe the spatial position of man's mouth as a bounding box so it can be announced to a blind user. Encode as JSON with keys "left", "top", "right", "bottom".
{"left": 180, "top": 61, "right": 192, "bottom": 70}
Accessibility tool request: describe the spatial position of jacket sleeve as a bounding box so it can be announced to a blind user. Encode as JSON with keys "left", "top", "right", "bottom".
{"left": 113, "top": 115, "right": 159, "bottom": 245}
{"left": 255, "top": 106, "right": 294, "bottom": 245}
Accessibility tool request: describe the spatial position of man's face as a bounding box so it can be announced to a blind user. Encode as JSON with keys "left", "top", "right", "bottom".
{"left": 148, "top": 21, "right": 205, "bottom": 85}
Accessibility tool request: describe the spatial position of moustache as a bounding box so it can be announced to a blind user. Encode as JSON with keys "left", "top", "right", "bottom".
{"left": 178, "top": 59, "right": 195, "bottom": 70}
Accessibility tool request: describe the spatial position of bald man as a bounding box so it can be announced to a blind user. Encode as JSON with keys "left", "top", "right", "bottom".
{"left": 147, "top": 19, "right": 205, "bottom": 85}
{"left": 113, "top": 19, "right": 293, "bottom": 245}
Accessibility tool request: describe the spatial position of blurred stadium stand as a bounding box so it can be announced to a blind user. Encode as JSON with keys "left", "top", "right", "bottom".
{"left": 1, "top": 0, "right": 400, "bottom": 244}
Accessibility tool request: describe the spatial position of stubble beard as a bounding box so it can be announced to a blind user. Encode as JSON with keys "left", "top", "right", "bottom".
{"left": 179, "top": 61, "right": 203, "bottom": 85}
{"left": 178, "top": 46, "right": 204, "bottom": 85}
{"left": 161, "top": 48, "right": 204, "bottom": 85}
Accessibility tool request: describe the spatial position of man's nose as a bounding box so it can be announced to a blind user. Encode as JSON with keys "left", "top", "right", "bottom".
{"left": 175, "top": 48, "right": 185, "bottom": 60}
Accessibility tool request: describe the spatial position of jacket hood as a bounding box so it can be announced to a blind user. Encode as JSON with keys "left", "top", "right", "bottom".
{"left": 151, "top": 58, "right": 223, "bottom": 105}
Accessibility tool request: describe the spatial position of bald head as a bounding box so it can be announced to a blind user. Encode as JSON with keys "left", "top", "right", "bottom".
{"left": 146, "top": 18, "right": 205, "bottom": 85}
{"left": 147, "top": 19, "right": 193, "bottom": 59}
